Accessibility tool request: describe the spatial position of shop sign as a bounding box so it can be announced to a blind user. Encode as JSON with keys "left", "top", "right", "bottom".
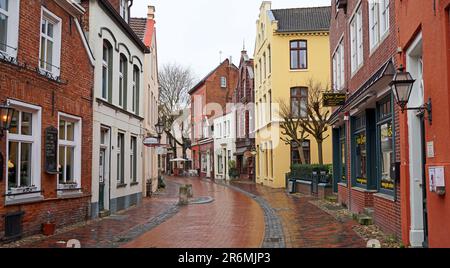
{"left": 323, "top": 93, "right": 346, "bottom": 107}
{"left": 356, "top": 177, "right": 368, "bottom": 185}
{"left": 45, "top": 126, "right": 59, "bottom": 174}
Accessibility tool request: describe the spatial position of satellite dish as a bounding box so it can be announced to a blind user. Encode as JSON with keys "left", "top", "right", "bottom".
{"left": 143, "top": 137, "right": 159, "bottom": 147}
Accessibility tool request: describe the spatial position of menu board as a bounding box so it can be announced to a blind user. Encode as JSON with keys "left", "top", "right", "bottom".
{"left": 45, "top": 126, "right": 59, "bottom": 174}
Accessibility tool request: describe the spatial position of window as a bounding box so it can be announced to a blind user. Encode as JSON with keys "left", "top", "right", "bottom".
{"left": 333, "top": 39, "right": 345, "bottom": 91}
{"left": 291, "top": 140, "right": 311, "bottom": 165}
{"left": 58, "top": 115, "right": 81, "bottom": 189}
{"left": 259, "top": 59, "right": 262, "bottom": 83}
{"left": 290, "top": 40, "right": 307, "bottom": 70}
{"left": 218, "top": 154, "right": 223, "bottom": 174}
{"left": 220, "top": 76, "right": 227, "bottom": 88}
{"left": 350, "top": 6, "right": 363, "bottom": 73}
{"left": 0, "top": 0, "right": 20, "bottom": 59}
{"left": 291, "top": 87, "right": 308, "bottom": 118}
{"left": 119, "top": 54, "right": 128, "bottom": 108}
{"left": 339, "top": 126, "right": 347, "bottom": 183}
{"left": 117, "top": 133, "right": 125, "bottom": 184}
{"left": 130, "top": 136, "right": 137, "bottom": 183}
{"left": 353, "top": 115, "right": 367, "bottom": 186}
{"left": 120, "top": 0, "right": 128, "bottom": 22}
{"left": 263, "top": 53, "right": 266, "bottom": 78}
{"left": 6, "top": 101, "right": 41, "bottom": 196}
{"left": 201, "top": 154, "right": 207, "bottom": 173}
{"left": 377, "top": 97, "right": 394, "bottom": 194}
{"left": 268, "top": 45, "right": 271, "bottom": 74}
{"left": 39, "top": 8, "right": 61, "bottom": 76}
{"left": 369, "top": 0, "right": 390, "bottom": 50}
{"left": 132, "top": 66, "right": 140, "bottom": 114}
{"left": 102, "top": 41, "right": 113, "bottom": 101}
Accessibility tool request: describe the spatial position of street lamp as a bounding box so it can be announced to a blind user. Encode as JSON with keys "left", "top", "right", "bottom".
{"left": 0, "top": 102, "right": 15, "bottom": 138}
{"left": 390, "top": 65, "right": 432, "bottom": 124}
{"left": 155, "top": 119, "right": 165, "bottom": 140}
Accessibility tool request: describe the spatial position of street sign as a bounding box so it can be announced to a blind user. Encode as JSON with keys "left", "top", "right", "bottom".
{"left": 156, "top": 146, "right": 167, "bottom": 155}
{"left": 143, "top": 137, "right": 159, "bottom": 147}
{"left": 323, "top": 93, "right": 346, "bottom": 107}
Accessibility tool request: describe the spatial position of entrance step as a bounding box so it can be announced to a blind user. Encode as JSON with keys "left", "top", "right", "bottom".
{"left": 325, "top": 195, "right": 338, "bottom": 203}
{"left": 364, "top": 208, "right": 375, "bottom": 218}
{"left": 353, "top": 213, "right": 373, "bottom": 226}
{"left": 99, "top": 210, "right": 111, "bottom": 218}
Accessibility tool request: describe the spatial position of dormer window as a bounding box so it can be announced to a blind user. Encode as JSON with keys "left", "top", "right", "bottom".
{"left": 220, "top": 77, "right": 227, "bottom": 88}
{"left": 120, "top": 0, "right": 128, "bottom": 22}
{"left": 336, "top": 0, "right": 348, "bottom": 11}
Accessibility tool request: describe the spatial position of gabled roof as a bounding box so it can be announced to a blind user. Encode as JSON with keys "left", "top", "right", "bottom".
{"left": 188, "top": 59, "right": 238, "bottom": 95}
{"left": 271, "top": 6, "right": 331, "bottom": 32}
{"left": 129, "top": 17, "right": 155, "bottom": 47}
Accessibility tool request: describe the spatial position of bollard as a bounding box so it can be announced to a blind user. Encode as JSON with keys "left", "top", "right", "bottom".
{"left": 186, "top": 184, "right": 193, "bottom": 198}
{"left": 179, "top": 185, "right": 189, "bottom": 206}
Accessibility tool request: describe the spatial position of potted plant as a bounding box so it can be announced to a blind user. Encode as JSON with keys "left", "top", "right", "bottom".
{"left": 42, "top": 211, "right": 56, "bottom": 236}
{"left": 228, "top": 160, "right": 239, "bottom": 180}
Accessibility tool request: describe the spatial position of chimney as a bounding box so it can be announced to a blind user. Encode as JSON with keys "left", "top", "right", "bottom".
{"left": 148, "top": 5, "right": 155, "bottom": 20}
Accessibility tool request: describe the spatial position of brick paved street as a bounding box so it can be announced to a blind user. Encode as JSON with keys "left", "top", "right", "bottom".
{"left": 2, "top": 176, "right": 366, "bottom": 248}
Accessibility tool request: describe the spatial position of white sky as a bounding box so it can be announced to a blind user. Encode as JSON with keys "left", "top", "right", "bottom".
{"left": 131, "top": 0, "right": 331, "bottom": 80}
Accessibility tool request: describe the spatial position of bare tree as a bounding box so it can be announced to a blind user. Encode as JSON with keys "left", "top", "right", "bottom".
{"left": 298, "top": 79, "right": 331, "bottom": 165}
{"left": 278, "top": 98, "right": 309, "bottom": 165}
{"left": 158, "top": 63, "right": 196, "bottom": 159}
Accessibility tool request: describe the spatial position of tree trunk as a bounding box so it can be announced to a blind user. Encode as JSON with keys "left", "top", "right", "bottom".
{"left": 317, "top": 140, "right": 323, "bottom": 165}
{"left": 297, "top": 146, "right": 306, "bottom": 165}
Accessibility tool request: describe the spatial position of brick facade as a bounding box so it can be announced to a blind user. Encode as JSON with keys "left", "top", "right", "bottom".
{"left": 0, "top": 0, "right": 93, "bottom": 241}
{"left": 330, "top": 0, "right": 402, "bottom": 239}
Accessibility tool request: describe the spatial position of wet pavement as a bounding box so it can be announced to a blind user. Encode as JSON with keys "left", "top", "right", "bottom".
{"left": 4, "top": 176, "right": 366, "bottom": 248}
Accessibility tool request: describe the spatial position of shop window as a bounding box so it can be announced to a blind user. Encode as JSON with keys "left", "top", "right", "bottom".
{"left": 58, "top": 114, "right": 82, "bottom": 189}
{"left": 339, "top": 126, "right": 347, "bottom": 183}
{"left": 353, "top": 114, "right": 367, "bottom": 186}
{"left": 377, "top": 96, "right": 395, "bottom": 194}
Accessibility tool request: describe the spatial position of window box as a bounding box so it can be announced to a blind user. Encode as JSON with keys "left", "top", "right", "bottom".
{"left": 9, "top": 186, "right": 38, "bottom": 195}
{"left": 58, "top": 182, "right": 78, "bottom": 190}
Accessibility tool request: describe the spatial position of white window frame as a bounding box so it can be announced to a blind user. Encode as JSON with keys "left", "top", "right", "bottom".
{"left": 120, "top": 0, "right": 128, "bottom": 22}
{"left": 220, "top": 76, "right": 227, "bottom": 88}
{"left": 57, "top": 113, "right": 82, "bottom": 190}
{"left": 117, "top": 132, "right": 125, "bottom": 184}
{"left": 5, "top": 100, "right": 42, "bottom": 201}
{"left": 119, "top": 55, "right": 127, "bottom": 108}
{"left": 132, "top": 66, "right": 140, "bottom": 113}
{"left": 39, "top": 7, "right": 62, "bottom": 77}
{"left": 0, "top": 0, "right": 20, "bottom": 60}
{"left": 130, "top": 135, "right": 137, "bottom": 183}
{"left": 332, "top": 38, "right": 345, "bottom": 91}
{"left": 350, "top": 5, "right": 363, "bottom": 74}
{"left": 369, "top": 0, "right": 390, "bottom": 52}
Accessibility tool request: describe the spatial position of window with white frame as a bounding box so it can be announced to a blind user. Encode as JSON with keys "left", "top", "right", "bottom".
{"left": 268, "top": 45, "right": 272, "bottom": 74}
{"left": 263, "top": 53, "right": 266, "bottom": 78}
{"left": 117, "top": 132, "right": 125, "bottom": 184}
{"left": 120, "top": 0, "right": 128, "bottom": 22}
{"left": 39, "top": 8, "right": 62, "bottom": 77}
{"left": 0, "top": 0, "right": 20, "bottom": 59}
{"left": 350, "top": 5, "right": 363, "bottom": 74}
{"left": 119, "top": 54, "right": 128, "bottom": 108}
{"left": 132, "top": 65, "right": 140, "bottom": 114}
{"left": 220, "top": 76, "right": 227, "bottom": 88}
{"left": 6, "top": 101, "right": 41, "bottom": 195}
{"left": 102, "top": 41, "right": 113, "bottom": 101}
{"left": 58, "top": 115, "right": 81, "bottom": 188}
{"left": 130, "top": 136, "right": 137, "bottom": 183}
{"left": 369, "top": 0, "right": 390, "bottom": 50}
{"left": 333, "top": 39, "right": 345, "bottom": 91}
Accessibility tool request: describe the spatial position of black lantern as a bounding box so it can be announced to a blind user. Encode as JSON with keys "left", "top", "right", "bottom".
{"left": 0, "top": 102, "right": 15, "bottom": 138}
{"left": 155, "top": 119, "right": 165, "bottom": 138}
{"left": 390, "top": 65, "right": 432, "bottom": 124}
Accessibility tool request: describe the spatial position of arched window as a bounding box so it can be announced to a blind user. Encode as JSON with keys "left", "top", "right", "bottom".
{"left": 102, "top": 40, "right": 113, "bottom": 101}
{"left": 132, "top": 65, "right": 140, "bottom": 114}
{"left": 119, "top": 54, "right": 128, "bottom": 108}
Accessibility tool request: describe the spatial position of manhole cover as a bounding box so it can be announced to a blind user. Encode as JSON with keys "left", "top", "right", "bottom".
{"left": 190, "top": 196, "right": 214, "bottom": 205}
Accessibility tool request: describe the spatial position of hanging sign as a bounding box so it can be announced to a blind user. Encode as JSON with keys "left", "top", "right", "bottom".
{"left": 323, "top": 93, "right": 346, "bottom": 107}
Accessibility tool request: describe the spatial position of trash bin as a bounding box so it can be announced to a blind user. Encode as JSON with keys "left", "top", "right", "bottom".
{"left": 288, "top": 179, "right": 296, "bottom": 194}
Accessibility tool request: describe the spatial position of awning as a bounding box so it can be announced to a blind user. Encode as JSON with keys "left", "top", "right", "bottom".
{"left": 329, "top": 59, "right": 396, "bottom": 124}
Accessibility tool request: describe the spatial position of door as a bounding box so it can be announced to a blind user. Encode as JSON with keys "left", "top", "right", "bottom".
{"left": 99, "top": 148, "right": 106, "bottom": 211}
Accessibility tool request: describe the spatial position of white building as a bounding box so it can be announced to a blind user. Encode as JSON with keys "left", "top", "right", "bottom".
{"left": 213, "top": 111, "right": 236, "bottom": 181}
{"left": 85, "top": 0, "right": 149, "bottom": 218}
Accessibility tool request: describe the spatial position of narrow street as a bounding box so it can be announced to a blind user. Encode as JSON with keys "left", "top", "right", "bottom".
{"left": 9, "top": 177, "right": 365, "bottom": 248}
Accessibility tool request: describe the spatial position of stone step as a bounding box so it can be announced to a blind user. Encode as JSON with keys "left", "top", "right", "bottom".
{"left": 364, "top": 208, "right": 375, "bottom": 218}
{"left": 357, "top": 214, "right": 373, "bottom": 226}
{"left": 325, "top": 195, "right": 338, "bottom": 203}
{"left": 99, "top": 210, "right": 111, "bottom": 218}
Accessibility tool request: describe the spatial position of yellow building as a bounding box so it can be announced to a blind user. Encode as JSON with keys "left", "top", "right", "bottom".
{"left": 254, "top": 2, "right": 333, "bottom": 188}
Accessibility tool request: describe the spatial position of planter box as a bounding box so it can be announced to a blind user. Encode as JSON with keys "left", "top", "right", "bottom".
{"left": 58, "top": 183, "right": 79, "bottom": 190}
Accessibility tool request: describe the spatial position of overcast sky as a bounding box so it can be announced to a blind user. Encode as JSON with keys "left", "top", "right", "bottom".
{"left": 131, "top": 0, "right": 331, "bottom": 80}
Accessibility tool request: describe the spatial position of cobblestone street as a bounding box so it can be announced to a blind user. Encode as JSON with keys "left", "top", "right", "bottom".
{"left": 3, "top": 176, "right": 366, "bottom": 248}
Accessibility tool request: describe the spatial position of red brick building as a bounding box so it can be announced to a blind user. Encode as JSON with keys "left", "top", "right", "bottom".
{"left": 233, "top": 49, "right": 255, "bottom": 181}
{"left": 329, "top": 0, "right": 402, "bottom": 239}
{"left": 395, "top": 0, "right": 450, "bottom": 248}
{"left": 190, "top": 59, "right": 238, "bottom": 178}
{"left": 0, "top": 0, "right": 94, "bottom": 241}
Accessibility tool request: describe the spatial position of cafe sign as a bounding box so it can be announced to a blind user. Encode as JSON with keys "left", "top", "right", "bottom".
{"left": 323, "top": 93, "right": 346, "bottom": 107}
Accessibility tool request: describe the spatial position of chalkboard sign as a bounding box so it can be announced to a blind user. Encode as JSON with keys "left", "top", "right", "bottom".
{"left": 45, "top": 126, "right": 59, "bottom": 174}
{"left": 323, "top": 93, "right": 346, "bottom": 107}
